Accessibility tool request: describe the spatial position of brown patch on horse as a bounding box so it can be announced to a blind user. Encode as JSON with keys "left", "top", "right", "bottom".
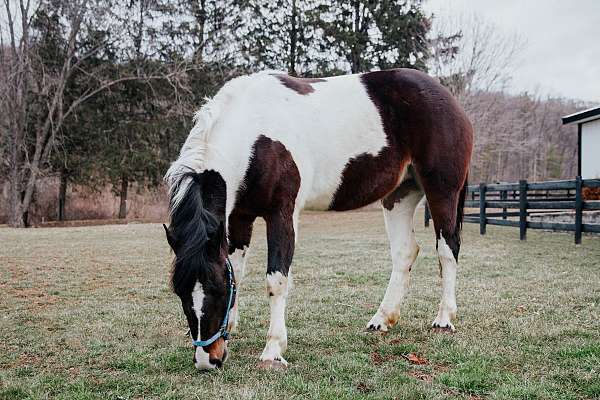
{"left": 329, "top": 149, "right": 409, "bottom": 211}
{"left": 205, "top": 337, "right": 226, "bottom": 365}
{"left": 360, "top": 69, "right": 472, "bottom": 256}
{"left": 232, "top": 134, "right": 300, "bottom": 218}
{"left": 273, "top": 74, "right": 326, "bottom": 95}
{"left": 227, "top": 212, "right": 255, "bottom": 254}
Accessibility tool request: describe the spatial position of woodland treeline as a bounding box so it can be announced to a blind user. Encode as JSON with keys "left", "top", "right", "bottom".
{"left": 0, "top": 0, "right": 591, "bottom": 226}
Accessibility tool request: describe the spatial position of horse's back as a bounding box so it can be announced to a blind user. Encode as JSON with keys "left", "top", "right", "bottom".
{"left": 208, "top": 69, "right": 472, "bottom": 212}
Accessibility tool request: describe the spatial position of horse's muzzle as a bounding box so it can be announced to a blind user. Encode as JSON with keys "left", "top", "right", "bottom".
{"left": 194, "top": 338, "right": 227, "bottom": 370}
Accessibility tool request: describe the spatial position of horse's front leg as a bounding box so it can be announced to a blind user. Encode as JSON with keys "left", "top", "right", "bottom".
{"left": 227, "top": 212, "right": 256, "bottom": 333}
{"left": 260, "top": 209, "right": 295, "bottom": 366}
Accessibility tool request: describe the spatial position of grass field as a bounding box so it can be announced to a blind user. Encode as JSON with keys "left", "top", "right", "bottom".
{"left": 1, "top": 210, "right": 599, "bottom": 400}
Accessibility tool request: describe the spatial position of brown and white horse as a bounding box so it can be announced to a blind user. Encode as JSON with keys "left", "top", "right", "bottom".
{"left": 164, "top": 68, "right": 472, "bottom": 369}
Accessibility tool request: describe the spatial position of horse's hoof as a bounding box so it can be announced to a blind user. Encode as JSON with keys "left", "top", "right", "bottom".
{"left": 366, "top": 314, "right": 389, "bottom": 332}
{"left": 257, "top": 359, "right": 288, "bottom": 370}
{"left": 431, "top": 321, "right": 456, "bottom": 333}
{"left": 366, "top": 324, "right": 388, "bottom": 332}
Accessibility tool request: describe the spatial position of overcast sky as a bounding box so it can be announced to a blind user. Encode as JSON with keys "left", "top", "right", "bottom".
{"left": 424, "top": 0, "right": 600, "bottom": 103}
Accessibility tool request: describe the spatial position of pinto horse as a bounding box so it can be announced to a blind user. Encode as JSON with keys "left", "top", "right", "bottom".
{"left": 164, "top": 68, "right": 472, "bottom": 369}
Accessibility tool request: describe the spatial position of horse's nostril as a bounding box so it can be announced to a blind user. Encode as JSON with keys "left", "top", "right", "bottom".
{"left": 209, "top": 358, "right": 223, "bottom": 368}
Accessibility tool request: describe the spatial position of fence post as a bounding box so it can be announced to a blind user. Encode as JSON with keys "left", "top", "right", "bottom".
{"left": 575, "top": 176, "right": 583, "bottom": 244}
{"left": 502, "top": 190, "right": 507, "bottom": 219}
{"left": 519, "top": 180, "right": 527, "bottom": 241}
{"left": 424, "top": 202, "right": 431, "bottom": 227}
{"left": 479, "top": 183, "right": 486, "bottom": 235}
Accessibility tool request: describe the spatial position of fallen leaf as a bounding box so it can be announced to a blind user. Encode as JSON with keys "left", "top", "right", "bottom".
{"left": 402, "top": 353, "right": 428, "bottom": 365}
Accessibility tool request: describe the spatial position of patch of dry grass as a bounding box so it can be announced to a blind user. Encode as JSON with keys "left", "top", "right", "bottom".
{"left": 1, "top": 210, "right": 599, "bottom": 399}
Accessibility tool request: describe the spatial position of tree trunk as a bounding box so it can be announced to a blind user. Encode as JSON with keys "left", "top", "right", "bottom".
{"left": 58, "top": 170, "right": 68, "bottom": 221}
{"left": 349, "top": 0, "right": 363, "bottom": 73}
{"left": 7, "top": 174, "right": 25, "bottom": 228}
{"left": 288, "top": 0, "right": 298, "bottom": 76}
{"left": 118, "top": 175, "right": 128, "bottom": 219}
{"left": 191, "top": 0, "right": 206, "bottom": 64}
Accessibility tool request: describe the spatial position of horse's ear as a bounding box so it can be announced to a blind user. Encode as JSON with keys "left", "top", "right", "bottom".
{"left": 163, "top": 224, "right": 177, "bottom": 251}
{"left": 207, "top": 221, "right": 225, "bottom": 260}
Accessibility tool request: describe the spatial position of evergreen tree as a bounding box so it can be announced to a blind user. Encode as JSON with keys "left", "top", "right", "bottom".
{"left": 237, "top": 0, "right": 326, "bottom": 76}
{"left": 316, "top": 0, "right": 432, "bottom": 73}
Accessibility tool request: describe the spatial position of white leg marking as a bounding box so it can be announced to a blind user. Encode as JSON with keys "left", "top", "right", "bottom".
{"left": 432, "top": 235, "right": 457, "bottom": 331}
{"left": 368, "top": 192, "right": 422, "bottom": 332}
{"left": 228, "top": 246, "right": 249, "bottom": 333}
{"left": 260, "top": 271, "right": 289, "bottom": 365}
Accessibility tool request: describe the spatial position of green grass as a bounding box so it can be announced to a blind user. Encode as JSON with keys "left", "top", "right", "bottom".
{"left": 1, "top": 210, "right": 599, "bottom": 399}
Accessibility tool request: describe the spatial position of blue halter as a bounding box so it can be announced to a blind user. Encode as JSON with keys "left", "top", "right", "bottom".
{"left": 191, "top": 257, "right": 236, "bottom": 348}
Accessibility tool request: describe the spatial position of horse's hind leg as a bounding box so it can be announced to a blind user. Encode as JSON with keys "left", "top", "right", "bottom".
{"left": 418, "top": 174, "right": 468, "bottom": 332}
{"left": 367, "top": 181, "right": 423, "bottom": 332}
{"left": 227, "top": 212, "right": 256, "bottom": 333}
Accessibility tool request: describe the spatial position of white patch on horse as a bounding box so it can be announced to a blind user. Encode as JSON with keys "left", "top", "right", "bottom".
{"left": 367, "top": 191, "right": 422, "bottom": 331}
{"left": 190, "top": 281, "right": 215, "bottom": 370}
{"left": 228, "top": 246, "right": 249, "bottom": 332}
{"left": 191, "top": 281, "right": 205, "bottom": 336}
{"left": 260, "top": 271, "right": 289, "bottom": 365}
{"left": 194, "top": 347, "right": 215, "bottom": 370}
{"left": 432, "top": 235, "right": 458, "bottom": 331}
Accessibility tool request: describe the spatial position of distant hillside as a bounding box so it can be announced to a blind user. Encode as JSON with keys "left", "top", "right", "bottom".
{"left": 462, "top": 90, "right": 595, "bottom": 184}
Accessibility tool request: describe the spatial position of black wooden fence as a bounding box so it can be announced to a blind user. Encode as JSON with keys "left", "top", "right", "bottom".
{"left": 424, "top": 177, "right": 600, "bottom": 244}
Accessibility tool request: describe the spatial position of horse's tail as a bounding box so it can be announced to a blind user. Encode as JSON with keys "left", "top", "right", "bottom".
{"left": 454, "top": 173, "right": 468, "bottom": 255}
{"left": 458, "top": 174, "right": 468, "bottom": 230}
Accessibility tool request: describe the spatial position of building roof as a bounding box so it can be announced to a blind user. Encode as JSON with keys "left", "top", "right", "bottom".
{"left": 562, "top": 106, "right": 600, "bottom": 125}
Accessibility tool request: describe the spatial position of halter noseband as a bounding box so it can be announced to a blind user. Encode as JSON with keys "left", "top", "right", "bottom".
{"left": 191, "top": 257, "right": 236, "bottom": 348}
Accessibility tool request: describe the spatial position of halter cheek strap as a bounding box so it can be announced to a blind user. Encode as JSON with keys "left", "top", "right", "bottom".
{"left": 192, "top": 258, "right": 236, "bottom": 348}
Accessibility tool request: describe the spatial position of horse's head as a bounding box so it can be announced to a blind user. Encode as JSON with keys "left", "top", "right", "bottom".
{"left": 164, "top": 171, "right": 232, "bottom": 370}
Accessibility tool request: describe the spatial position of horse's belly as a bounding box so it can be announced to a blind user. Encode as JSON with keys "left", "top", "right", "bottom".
{"left": 301, "top": 147, "right": 408, "bottom": 212}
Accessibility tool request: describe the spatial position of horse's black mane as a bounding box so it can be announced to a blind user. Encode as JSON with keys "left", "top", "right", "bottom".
{"left": 168, "top": 171, "right": 226, "bottom": 297}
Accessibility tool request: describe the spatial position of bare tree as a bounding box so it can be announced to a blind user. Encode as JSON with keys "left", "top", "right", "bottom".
{"left": 0, "top": 0, "right": 190, "bottom": 227}
{"left": 429, "top": 12, "right": 525, "bottom": 98}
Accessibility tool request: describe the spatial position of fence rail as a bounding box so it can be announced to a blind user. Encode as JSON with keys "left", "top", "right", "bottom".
{"left": 424, "top": 176, "right": 600, "bottom": 244}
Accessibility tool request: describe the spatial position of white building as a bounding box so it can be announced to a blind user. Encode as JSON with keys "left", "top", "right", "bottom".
{"left": 563, "top": 107, "right": 600, "bottom": 179}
